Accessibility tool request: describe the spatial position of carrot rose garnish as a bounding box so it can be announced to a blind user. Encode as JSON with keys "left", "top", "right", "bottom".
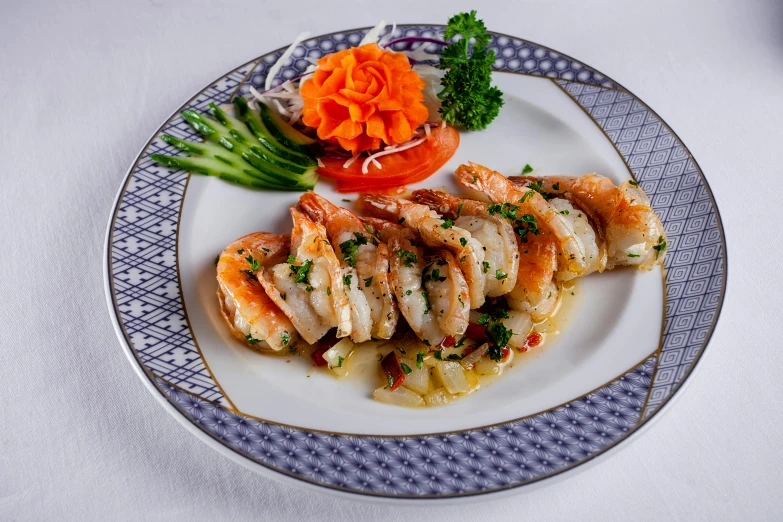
{"left": 300, "top": 43, "right": 429, "bottom": 154}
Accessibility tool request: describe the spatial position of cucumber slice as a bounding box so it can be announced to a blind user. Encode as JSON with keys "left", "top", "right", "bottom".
{"left": 159, "top": 135, "right": 302, "bottom": 189}
{"left": 150, "top": 153, "right": 291, "bottom": 190}
{"left": 235, "top": 97, "right": 316, "bottom": 167}
{"left": 258, "top": 102, "right": 316, "bottom": 155}
{"left": 182, "top": 111, "right": 308, "bottom": 187}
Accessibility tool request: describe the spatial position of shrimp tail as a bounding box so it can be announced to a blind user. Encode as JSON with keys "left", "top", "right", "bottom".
{"left": 298, "top": 191, "right": 338, "bottom": 225}
{"left": 455, "top": 162, "right": 511, "bottom": 201}
{"left": 411, "top": 189, "right": 461, "bottom": 218}
{"left": 358, "top": 194, "right": 405, "bottom": 221}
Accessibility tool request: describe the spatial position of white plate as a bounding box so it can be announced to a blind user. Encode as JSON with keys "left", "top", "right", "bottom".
{"left": 105, "top": 25, "right": 726, "bottom": 501}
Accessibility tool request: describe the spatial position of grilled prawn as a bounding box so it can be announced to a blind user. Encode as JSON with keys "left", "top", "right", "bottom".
{"left": 216, "top": 232, "right": 298, "bottom": 351}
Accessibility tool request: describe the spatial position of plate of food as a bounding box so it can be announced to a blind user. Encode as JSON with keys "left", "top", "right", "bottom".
{"left": 104, "top": 11, "right": 726, "bottom": 501}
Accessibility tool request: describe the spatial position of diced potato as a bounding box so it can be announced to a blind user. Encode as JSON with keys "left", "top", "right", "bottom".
{"left": 373, "top": 385, "right": 425, "bottom": 407}
{"left": 424, "top": 387, "right": 455, "bottom": 406}
{"left": 347, "top": 343, "right": 381, "bottom": 378}
{"left": 323, "top": 338, "right": 354, "bottom": 377}
{"left": 399, "top": 357, "right": 430, "bottom": 395}
{"left": 475, "top": 357, "right": 501, "bottom": 376}
{"left": 504, "top": 310, "right": 533, "bottom": 349}
{"left": 465, "top": 368, "right": 480, "bottom": 391}
{"left": 435, "top": 361, "right": 470, "bottom": 394}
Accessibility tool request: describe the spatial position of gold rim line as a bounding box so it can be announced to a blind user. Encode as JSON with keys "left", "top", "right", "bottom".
{"left": 150, "top": 346, "right": 658, "bottom": 439}
{"left": 173, "top": 59, "right": 261, "bottom": 412}
{"left": 548, "top": 78, "right": 637, "bottom": 181}
{"left": 106, "top": 24, "right": 728, "bottom": 499}
{"left": 153, "top": 374, "right": 659, "bottom": 501}
{"left": 548, "top": 76, "right": 670, "bottom": 426}
{"left": 636, "top": 266, "right": 667, "bottom": 425}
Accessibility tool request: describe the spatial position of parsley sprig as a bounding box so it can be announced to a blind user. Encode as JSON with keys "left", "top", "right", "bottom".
{"left": 438, "top": 10, "right": 504, "bottom": 130}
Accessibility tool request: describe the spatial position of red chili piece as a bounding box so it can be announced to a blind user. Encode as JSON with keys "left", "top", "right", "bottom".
{"left": 381, "top": 351, "right": 406, "bottom": 391}
{"left": 440, "top": 335, "right": 456, "bottom": 348}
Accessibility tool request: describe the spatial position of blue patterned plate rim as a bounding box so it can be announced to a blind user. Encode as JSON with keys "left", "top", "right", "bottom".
{"left": 104, "top": 24, "right": 727, "bottom": 501}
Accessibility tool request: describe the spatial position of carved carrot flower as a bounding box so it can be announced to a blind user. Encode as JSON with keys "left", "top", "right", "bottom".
{"left": 300, "top": 43, "right": 429, "bottom": 154}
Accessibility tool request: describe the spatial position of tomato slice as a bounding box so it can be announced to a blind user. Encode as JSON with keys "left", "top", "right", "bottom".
{"left": 317, "top": 125, "right": 460, "bottom": 193}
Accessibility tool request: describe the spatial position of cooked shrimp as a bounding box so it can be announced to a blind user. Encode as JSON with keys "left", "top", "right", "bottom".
{"left": 506, "top": 228, "right": 560, "bottom": 322}
{"left": 510, "top": 174, "right": 667, "bottom": 270}
{"left": 299, "top": 192, "right": 398, "bottom": 341}
{"left": 365, "top": 218, "right": 451, "bottom": 345}
{"left": 216, "top": 232, "right": 298, "bottom": 352}
{"left": 548, "top": 198, "right": 606, "bottom": 276}
{"left": 456, "top": 162, "right": 588, "bottom": 278}
{"left": 258, "top": 207, "right": 351, "bottom": 344}
{"left": 413, "top": 189, "right": 519, "bottom": 297}
{"left": 360, "top": 194, "right": 487, "bottom": 309}
{"left": 422, "top": 250, "right": 470, "bottom": 336}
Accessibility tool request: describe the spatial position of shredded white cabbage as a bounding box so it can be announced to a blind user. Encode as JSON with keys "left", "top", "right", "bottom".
{"left": 265, "top": 32, "right": 310, "bottom": 91}
{"left": 343, "top": 156, "right": 359, "bottom": 168}
{"left": 361, "top": 137, "right": 427, "bottom": 174}
{"left": 359, "top": 20, "right": 386, "bottom": 46}
{"left": 378, "top": 22, "right": 397, "bottom": 46}
{"left": 404, "top": 42, "right": 441, "bottom": 62}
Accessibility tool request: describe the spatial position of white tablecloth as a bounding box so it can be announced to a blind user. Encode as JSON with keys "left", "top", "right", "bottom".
{"left": 2, "top": 0, "right": 779, "bottom": 519}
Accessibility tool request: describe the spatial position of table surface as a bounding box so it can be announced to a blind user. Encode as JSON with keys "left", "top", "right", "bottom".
{"left": 2, "top": 0, "right": 780, "bottom": 519}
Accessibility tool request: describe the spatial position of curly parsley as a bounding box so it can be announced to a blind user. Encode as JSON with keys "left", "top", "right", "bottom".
{"left": 438, "top": 10, "right": 504, "bottom": 130}
{"left": 339, "top": 232, "right": 368, "bottom": 268}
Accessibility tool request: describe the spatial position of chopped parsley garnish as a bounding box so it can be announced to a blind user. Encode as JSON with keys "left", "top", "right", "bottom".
{"left": 488, "top": 202, "right": 520, "bottom": 221}
{"left": 386, "top": 374, "right": 394, "bottom": 388}
{"left": 515, "top": 214, "right": 540, "bottom": 243}
{"left": 459, "top": 237, "right": 467, "bottom": 247}
{"left": 423, "top": 266, "right": 446, "bottom": 283}
{"left": 401, "top": 363, "right": 412, "bottom": 375}
{"left": 287, "top": 255, "right": 313, "bottom": 285}
{"left": 440, "top": 219, "right": 455, "bottom": 229}
{"left": 522, "top": 164, "right": 534, "bottom": 174}
{"left": 628, "top": 179, "right": 639, "bottom": 187}
{"left": 280, "top": 332, "right": 290, "bottom": 346}
{"left": 245, "top": 333, "right": 261, "bottom": 344}
{"left": 395, "top": 249, "right": 418, "bottom": 267}
{"left": 416, "top": 351, "right": 425, "bottom": 369}
{"left": 552, "top": 182, "right": 560, "bottom": 191}
{"left": 434, "top": 351, "right": 443, "bottom": 360}
{"left": 446, "top": 353, "right": 462, "bottom": 361}
{"left": 326, "top": 286, "right": 331, "bottom": 296}
{"left": 343, "top": 274, "right": 353, "bottom": 288}
{"left": 236, "top": 249, "right": 245, "bottom": 255}
{"left": 364, "top": 276, "right": 373, "bottom": 287}
{"left": 518, "top": 191, "right": 535, "bottom": 204}
{"left": 495, "top": 269, "right": 508, "bottom": 280}
{"left": 339, "top": 232, "right": 368, "bottom": 267}
{"left": 526, "top": 180, "right": 543, "bottom": 192}
{"left": 454, "top": 336, "right": 467, "bottom": 348}
{"left": 342, "top": 198, "right": 351, "bottom": 202}
{"left": 438, "top": 10, "right": 504, "bottom": 130}
{"left": 558, "top": 209, "right": 570, "bottom": 215}
{"left": 405, "top": 289, "right": 412, "bottom": 296}
{"left": 245, "top": 254, "right": 260, "bottom": 273}
{"left": 477, "top": 309, "right": 513, "bottom": 361}
{"left": 482, "top": 261, "right": 490, "bottom": 273}
{"left": 628, "top": 253, "right": 641, "bottom": 258}
{"left": 457, "top": 201, "right": 464, "bottom": 217}
{"left": 422, "top": 291, "right": 431, "bottom": 314}
{"left": 653, "top": 236, "right": 667, "bottom": 259}
{"left": 337, "top": 356, "right": 345, "bottom": 368}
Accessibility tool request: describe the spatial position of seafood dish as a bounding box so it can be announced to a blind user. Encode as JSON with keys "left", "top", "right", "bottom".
{"left": 216, "top": 162, "right": 667, "bottom": 407}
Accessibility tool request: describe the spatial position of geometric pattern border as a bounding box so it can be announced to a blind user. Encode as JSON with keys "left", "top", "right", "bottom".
{"left": 553, "top": 81, "right": 725, "bottom": 419}
{"left": 107, "top": 25, "right": 726, "bottom": 498}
